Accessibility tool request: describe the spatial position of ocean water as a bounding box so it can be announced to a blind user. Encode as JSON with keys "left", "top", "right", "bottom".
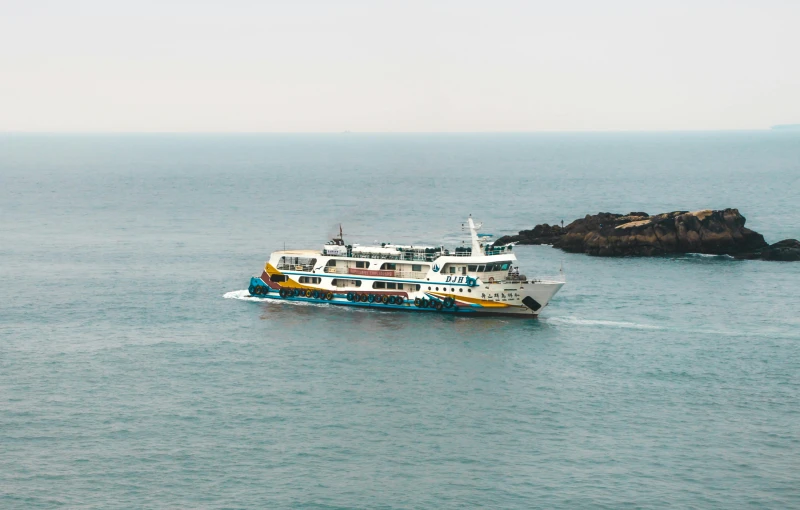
{"left": 1, "top": 132, "right": 799, "bottom": 508}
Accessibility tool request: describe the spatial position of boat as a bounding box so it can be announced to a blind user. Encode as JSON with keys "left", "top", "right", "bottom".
{"left": 246, "top": 217, "right": 565, "bottom": 317}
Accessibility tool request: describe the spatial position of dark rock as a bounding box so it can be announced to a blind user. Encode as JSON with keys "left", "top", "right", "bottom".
{"left": 505, "top": 208, "right": 781, "bottom": 258}
{"left": 735, "top": 239, "right": 800, "bottom": 261}
{"left": 495, "top": 223, "right": 565, "bottom": 246}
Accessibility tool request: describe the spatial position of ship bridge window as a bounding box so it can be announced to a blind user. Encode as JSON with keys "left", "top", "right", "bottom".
{"left": 477, "top": 265, "right": 485, "bottom": 272}
{"left": 468, "top": 265, "right": 477, "bottom": 271}
{"left": 483, "top": 261, "right": 512, "bottom": 272}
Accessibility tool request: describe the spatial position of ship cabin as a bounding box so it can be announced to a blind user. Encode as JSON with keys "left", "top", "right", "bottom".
{"left": 271, "top": 238, "right": 525, "bottom": 289}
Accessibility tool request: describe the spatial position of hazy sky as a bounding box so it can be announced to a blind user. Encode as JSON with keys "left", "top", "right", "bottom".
{"left": 1, "top": 0, "right": 798, "bottom": 132}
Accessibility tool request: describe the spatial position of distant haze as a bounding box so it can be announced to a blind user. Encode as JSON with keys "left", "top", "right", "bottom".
{"left": 1, "top": 0, "right": 799, "bottom": 132}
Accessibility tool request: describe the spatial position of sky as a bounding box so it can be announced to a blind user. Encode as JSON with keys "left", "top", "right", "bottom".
{"left": 1, "top": 0, "right": 798, "bottom": 132}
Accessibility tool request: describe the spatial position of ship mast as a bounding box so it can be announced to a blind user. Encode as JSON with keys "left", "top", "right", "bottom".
{"left": 468, "top": 216, "right": 483, "bottom": 253}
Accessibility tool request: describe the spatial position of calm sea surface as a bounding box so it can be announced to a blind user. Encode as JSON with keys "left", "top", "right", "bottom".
{"left": 1, "top": 133, "right": 799, "bottom": 508}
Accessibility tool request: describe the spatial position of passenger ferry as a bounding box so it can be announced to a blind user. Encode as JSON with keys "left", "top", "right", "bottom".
{"left": 246, "top": 218, "right": 565, "bottom": 317}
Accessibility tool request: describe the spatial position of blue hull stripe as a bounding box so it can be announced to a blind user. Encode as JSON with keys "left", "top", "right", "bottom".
{"left": 250, "top": 287, "right": 485, "bottom": 313}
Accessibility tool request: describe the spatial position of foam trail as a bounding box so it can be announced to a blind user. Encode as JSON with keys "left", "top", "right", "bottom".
{"left": 543, "top": 316, "right": 663, "bottom": 330}
{"left": 223, "top": 289, "right": 265, "bottom": 302}
{"left": 222, "top": 290, "right": 337, "bottom": 309}
{"left": 682, "top": 253, "right": 734, "bottom": 259}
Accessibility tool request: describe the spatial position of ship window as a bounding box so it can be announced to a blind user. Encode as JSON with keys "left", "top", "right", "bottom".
{"left": 448, "top": 266, "right": 456, "bottom": 274}
{"left": 326, "top": 259, "right": 336, "bottom": 266}
{"left": 415, "top": 285, "right": 421, "bottom": 291}
{"left": 477, "top": 265, "right": 485, "bottom": 272}
{"left": 468, "top": 289, "right": 472, "bottom": 292}
{"left": 428, "top": 286, "right": 431, "bottom": 290}
{"left": 459, "top": 289, "right": 463, "bottom": 292}
{"left": 373, "top": 282, "right": 386, "bottom": 289}
{"left": 299, "top": 277, "right": 321, "bottom": 284}
{"left": 271, "top": 274, "right": 287, "bottom": 283}
{"left": 435, "top": 287, "right": 439, "bottom": 291}
{"left": 332, "top": 279, "right": 361, "bottom": 287}
{"left": 412, "top": 264, "right": 422, "bottom": 272}
{"left": 386, "top": 282, "right": 397, "bottom": 289}
{"left": 468, "top": 265, "right": 477, "bottom": 271}
{"left": 356, "top": 261, "right": 367, "bottom": 268}
{"left": 381, "top": 263, "right": 397, "bottom": 270}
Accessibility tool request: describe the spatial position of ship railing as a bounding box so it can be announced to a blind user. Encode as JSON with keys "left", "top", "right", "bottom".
{"left": 323, "top": 267, "right": 427, "bottom": 280}
{"left": 276, "top": 263, "right": 315, "bottom": 272}
{"left": 323, "top": 251, "right": 443, "bottom": 262}
{"left": 478, "top": 274, "right": 565, "bottom": 285}
{"left": 321, "top": 248, "right": 511, "bottom": 259}
{"left": 352, "top": 253, "right": 440, "bottom": 262}
{"left": 525, "top": 274, "right": 566, "bottom": 284}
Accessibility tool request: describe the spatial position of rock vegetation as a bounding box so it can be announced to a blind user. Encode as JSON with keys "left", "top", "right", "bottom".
{"left": 495, "top": 209, "right": 799, "bottom": 261}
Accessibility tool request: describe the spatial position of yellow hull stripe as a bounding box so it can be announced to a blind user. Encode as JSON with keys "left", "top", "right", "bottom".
{"left": 428, "top": 292, "right": 510, "bottom": 308}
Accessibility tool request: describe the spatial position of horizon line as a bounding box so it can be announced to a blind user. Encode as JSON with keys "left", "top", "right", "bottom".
{"left": 0, "top": 128, "right": 790, "bottom": 135}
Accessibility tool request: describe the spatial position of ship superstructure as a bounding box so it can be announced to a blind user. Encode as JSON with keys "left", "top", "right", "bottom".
{"left": 246, "top": 218, "right": 564, "bottom": 317}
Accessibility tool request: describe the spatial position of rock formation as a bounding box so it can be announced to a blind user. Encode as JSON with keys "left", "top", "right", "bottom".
{"left": 499, "top": 223, "right": 565, "bottom": 245}
{"left": 733, "top": 239, "right": 800, "bottom": 262}
{"left": 496, "top": 209, "right": 798, "bottom": 261}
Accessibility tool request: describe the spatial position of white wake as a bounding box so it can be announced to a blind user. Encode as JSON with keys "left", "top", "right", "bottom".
{"left": 543, "top": 316, "right": 663, "bottom": 330}
{"left": 222, "top": 289, "right": 337, "bottom": 309}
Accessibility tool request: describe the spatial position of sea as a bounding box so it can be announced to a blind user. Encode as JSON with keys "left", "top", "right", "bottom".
{"left": 1, "top": 132, "right": 799, "bottom": 509}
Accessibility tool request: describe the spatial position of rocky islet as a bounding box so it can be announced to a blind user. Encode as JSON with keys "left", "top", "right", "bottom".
{"left": 496, "top": 209, "right": 799, "bottom": 261}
